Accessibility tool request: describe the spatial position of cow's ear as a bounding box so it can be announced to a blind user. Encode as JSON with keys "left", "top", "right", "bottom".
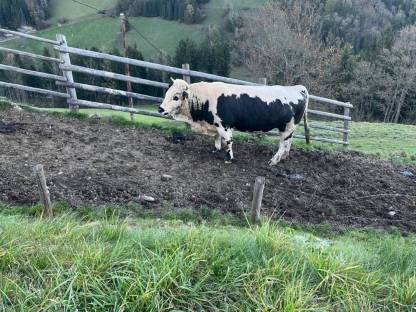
{"left": 182, "top": 91, "right": 189, "bottom": 100}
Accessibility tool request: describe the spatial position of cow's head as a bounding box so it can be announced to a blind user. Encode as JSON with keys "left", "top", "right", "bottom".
{"left": 158, "top": 78, "right": 189, "bottom": 116}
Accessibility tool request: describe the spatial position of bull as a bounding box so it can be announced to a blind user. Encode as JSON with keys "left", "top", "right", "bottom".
{"left": 159, "top": 79, "right": 309, "bottom": 166}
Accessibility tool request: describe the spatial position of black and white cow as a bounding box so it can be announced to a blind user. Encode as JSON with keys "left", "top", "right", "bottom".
{"left": 159, "top": 79, "right": 309, "bottom": 166}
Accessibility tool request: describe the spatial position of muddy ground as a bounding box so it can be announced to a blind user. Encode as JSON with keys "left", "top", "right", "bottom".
{"left": 1, "top": 108, "right": 415, "bottom": 231}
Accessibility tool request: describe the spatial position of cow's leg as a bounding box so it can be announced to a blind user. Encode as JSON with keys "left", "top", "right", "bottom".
{"left": 269, "top": 120, "right": 295, "bottom": 166}
{"left": 214, "top": 134, "right": 222, "bottom": 151}
{"left": 218, "top": 127, "right": 234, "bottom": 162}
{"left": 281, "top": 133, "right": 294, "bottom": 160}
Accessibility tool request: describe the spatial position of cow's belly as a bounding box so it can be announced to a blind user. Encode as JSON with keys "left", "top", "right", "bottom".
{"left": 217, "top": 94, "right": 295, "bottom": 132}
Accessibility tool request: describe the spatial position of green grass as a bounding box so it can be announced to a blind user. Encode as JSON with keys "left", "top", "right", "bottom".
{"left": 3, "top": 16, "right": 204, "bottom": 59}
{"left": 49, "top": 0, "right": 118, "bottom": 23}
{"left": 0, "top": 206, "right": 415, "bottom": 311}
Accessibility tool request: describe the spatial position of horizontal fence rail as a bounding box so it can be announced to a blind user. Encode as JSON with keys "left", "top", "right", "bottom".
{"left": 308, "top": 109, "right": 351, "bottom": 121}
{"left": 59, "top": 64, "right": 169, "bottom": 88}
{"left": 55, "top": 45, "right": 259, "bottom": 85}
{"left": 0, "top": 47, "right": 62, "bottom": 63}
{"left": 0, "top": 80, "right": 69, "bottom": 98}
{"left": 0, "top": 28, "right": 353, "bottom": 145}
{"left": 301, "top": 122, "right": 350, "bottom": 134}
{"left": 0, "top": 64, "right": 66, "bottom": 81}
{"left": 309, "top": 95, "right": 353, "bottom": 109}
{"left": 0, "top": 28, "right": 59, "bottom": 45}
{"left": 68, "top": 98, "right": 168, "bottom": 118}
{"left": 56, "top": 81, "right": 163, "bottom": 102}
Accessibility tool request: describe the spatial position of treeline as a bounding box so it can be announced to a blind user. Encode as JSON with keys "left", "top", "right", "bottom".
{"left": 319, "top": 0, "right": 416, "bottom": 56}
{"left": 116, "top": 0, "right": 210, "bottom": 24}
{"left": 236, "top": 0, "right": 416, "bottom": 124}
{"left": 0, "top": 0, "right": 50, "bottom": 30}
{"left": 171, "top": 33, "right": 230, "bottom": 77}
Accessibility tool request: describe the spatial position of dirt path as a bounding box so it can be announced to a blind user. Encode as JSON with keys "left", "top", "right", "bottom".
{"left": 1, "top": 108, "right": 415, "bottom": 231}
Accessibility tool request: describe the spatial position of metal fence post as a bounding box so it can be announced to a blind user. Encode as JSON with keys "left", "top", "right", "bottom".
{"left": 56, "top": 34, "right": 78, "bottom": 113}
{"left": 182, "top": 64, "right": 191, "bottom": 84}
{"left": 343, "top": 105, "right": 351, "bottom": 146}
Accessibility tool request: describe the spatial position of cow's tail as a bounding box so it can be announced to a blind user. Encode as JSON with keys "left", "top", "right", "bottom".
{"left": 303, "top": 88, "right": 311, "bottom": 144}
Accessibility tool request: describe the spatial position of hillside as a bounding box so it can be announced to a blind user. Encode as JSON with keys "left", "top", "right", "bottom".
{"left": 1, "top": 0, "right": 262, "bottom": 60}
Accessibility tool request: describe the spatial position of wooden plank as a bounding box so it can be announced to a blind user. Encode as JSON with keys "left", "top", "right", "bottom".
{"left": 0, "top": 64, "right": 66, "bottom": 81}
{"left": 120, "top": 13, "right": 134, "bottom": 121}
{"left": 56, "top": 81, "right": 163, "bottom": 102}
{"left": 0, "top": 27, "right": 59, "bottom": 45}
{"left": 308, "top": 109, "right": 351, "bottom": 121}
{"left": 67, "top": 98, "right": 172, "bottom": 119}
{"left": 251, "top": 176, "right": 265, "bottom": 224}
{"left": 0, "top": 80, "right": 69, "bottom": 98}
{"left": 292, "top": 134, "right": 348, "bottom": 145}
{"left": 299, "top": 122, "right": 350, "bottom": 134}
{"left": 182, "top": 63, "right": 191, "bottom": 84}
{"left": 55, "top": 45, "right": 259, "bottom": 85}
{"left": 309, "top": 95, "right": 353, "bottom": 108}
{"left": 59, "top": 64, "right": 169, "bottom": 89}
{"left": 33, "top": 164, "right": 53, "bottom": 218}
{"left": 0, "top": 47, "right": 62, "bottom": 63}
{"left": 56, "top": 34, "right": 79, "bottom": 112}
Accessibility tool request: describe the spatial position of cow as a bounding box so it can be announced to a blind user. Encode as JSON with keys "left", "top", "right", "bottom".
{"left": 159, "top": 79, "right": 309, "bottom": 166}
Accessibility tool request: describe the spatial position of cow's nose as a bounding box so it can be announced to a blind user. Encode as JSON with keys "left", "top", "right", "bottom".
{"left": 158, "top": 107, "right": 165, "bottom": 113}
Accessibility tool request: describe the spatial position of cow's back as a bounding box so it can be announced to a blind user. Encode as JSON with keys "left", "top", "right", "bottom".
{"left": 190, "top": 83, "right": 307, "bottom": 132}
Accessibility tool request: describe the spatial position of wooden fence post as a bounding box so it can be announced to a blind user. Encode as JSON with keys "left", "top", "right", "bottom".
{"left": 182, "top": 64, "right": 191, "bottom": 84}
{"left": 56, "top": 34, "right": 78, "bottom": 113}
{"left": 343, "top": 106, "right": 350, "bottom": 146}
{"left": 251, "top": 176, "right": 265, "bottom": 224}
{"left": 258, "top": 77, "right": 267, "bottom": 85}
{"left": 120, "top": 13, "right": 134, "bottom": 122}
{"left": 33, "top": 164, "right": 53, "bottom": 218}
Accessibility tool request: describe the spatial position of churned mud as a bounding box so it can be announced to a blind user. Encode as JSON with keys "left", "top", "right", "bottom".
{"left": 1, "top": 108, "right": 415, "bottom": 231}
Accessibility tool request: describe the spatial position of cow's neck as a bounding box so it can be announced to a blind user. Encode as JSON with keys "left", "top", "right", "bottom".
{"left": 174, "top": 97, "right": 193, "bottom": 123}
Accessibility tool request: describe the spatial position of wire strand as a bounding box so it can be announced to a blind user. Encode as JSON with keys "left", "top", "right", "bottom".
{"left": 68, "top": 0, "right": 165, "bottom": 55}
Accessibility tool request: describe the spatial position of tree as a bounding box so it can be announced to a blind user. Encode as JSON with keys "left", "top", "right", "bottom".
{"left": 379, "top": 25, "right": 416, "bottom": 123}
{"left": 239, "top": 0, "right": 341, "bottom": 96}
{"left": 173, "top": 38, "right": 200, "bottom": 69}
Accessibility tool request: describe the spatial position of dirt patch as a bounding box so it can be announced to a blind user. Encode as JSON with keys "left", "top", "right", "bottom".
{"left": 1, "top": 109, "right": 415, "bottom": 231}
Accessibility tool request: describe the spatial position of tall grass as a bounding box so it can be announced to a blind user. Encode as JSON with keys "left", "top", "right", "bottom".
{"left": 0, "top": 214, "right": 415, "bottom": 311}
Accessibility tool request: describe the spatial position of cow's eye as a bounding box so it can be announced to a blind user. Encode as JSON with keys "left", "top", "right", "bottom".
{"left": 173, "top": 96, "right": 179, "bottom": 101}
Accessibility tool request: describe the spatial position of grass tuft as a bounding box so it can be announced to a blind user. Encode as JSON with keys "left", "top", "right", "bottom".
{"left": 0, "top": 212, "right": 415, "bottom": 311}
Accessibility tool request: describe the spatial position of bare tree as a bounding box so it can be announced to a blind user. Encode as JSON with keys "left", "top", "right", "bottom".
{"left": 238, "top": 0, "right": 341, "bottom": 96}
{"left": 380, "top": 25, "right": 416, "bottom": 123}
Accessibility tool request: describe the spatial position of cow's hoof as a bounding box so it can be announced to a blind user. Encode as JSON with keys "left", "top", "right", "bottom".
{"left": 268, "top": 159, "right": 279, "bottom": 166}
{"left": 225, "top": 160, "right": 233, "bottom": 164}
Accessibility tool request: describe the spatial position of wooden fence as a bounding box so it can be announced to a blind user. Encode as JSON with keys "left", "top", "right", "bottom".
{"left": 0, "top": 28, "right": 353, "bottom": 145}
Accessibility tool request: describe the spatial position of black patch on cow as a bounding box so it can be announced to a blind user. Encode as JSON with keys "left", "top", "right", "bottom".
{"left": 190, "top": 100, "right": 214, "bottom": 125}
{"left": 214, "top": 123, "right": 220, "bottom": 127}
{"left": 285, "top": 132, "right": 294, "bottom": 141}
{"left": 217, "top": 94, "right": 305, "bottom": 132}
{"left": 290, "top": 100, "right": 306, "bottom": 124}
